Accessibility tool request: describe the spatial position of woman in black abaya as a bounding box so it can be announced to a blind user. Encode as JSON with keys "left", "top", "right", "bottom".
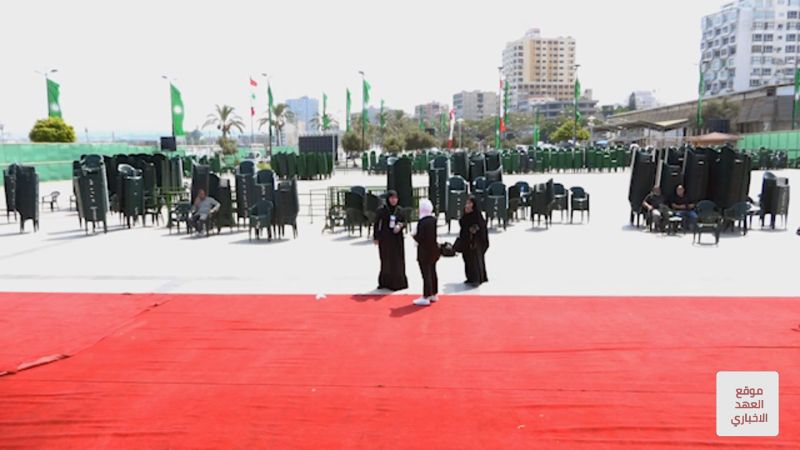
{"left": 373, "top": 191, "right": 408, "bottom": 291}
{"left": 456, "top": 196, "right": 489, "bottom": 286}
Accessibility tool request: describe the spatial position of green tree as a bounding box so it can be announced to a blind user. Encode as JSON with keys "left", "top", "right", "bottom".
{"left": 383, "top": 134, "right": 405, "bottom": 153}
{"left": 341, "top": 131, "right": 366, "bottom": 155}
{"left": 689, "top": 97, "right": 740, "bottom": 130}
{"left": 203, "top": 105, "right": 244, "bottom": 154}
{"left": 259, "top": 103, "right": 295, "bottom": 146}
{"left": 28, "top": 117, "right": 76, "bottom": 143}
{"left": 549, "top": 120, "right": 590, "bottom": 143}
{"left": 309, "top": 113, "right": 339, "bottom": 132}
{"left": 404, "top": 130, "right": 437, "bottom": 150}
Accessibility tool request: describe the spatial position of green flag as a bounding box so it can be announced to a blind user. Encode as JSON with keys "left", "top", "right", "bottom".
{"left": 574, "top": 78, "right": 582, "bottom": 123}
{"left": 362, "top": 79, "right": 371, "bottom": 128}
{"left": 439, "top": 112, "right": 445, "bottom": 135}
{"left": 267, "top": 84, "right": 274, "bottom": 133}
{"left": 794, "top": 69, "right": 800, "bottom": 130}
{"left": 170, "top": 83, "right": 185, "bottom": 136}
{"left": 322, "top": 93, "right": 330, "bottom": 130}
{"left": 533, "top": 108, "right": 540, "bottom": 146}
{"left": 380, "top": 99, "right": 385, "bottom": 130}
{"left": 346, "top": 88, "right": 351, "bottom": 132}
{"left": 419, "top": 113, "right": 425, "bottom": 130}
{"left": 47, "top": 78, "right": 62, "bottom": 118}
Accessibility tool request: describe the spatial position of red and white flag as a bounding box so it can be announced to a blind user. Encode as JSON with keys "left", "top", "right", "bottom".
{"left": 448, "top": 108, "right": 456, "bottom": 149}
{"left": 249, "top": 77, "right": 258, "bottom": 87}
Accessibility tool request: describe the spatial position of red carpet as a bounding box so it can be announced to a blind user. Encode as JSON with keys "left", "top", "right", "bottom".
{"left": 0, "top": 292, "right": 798, "bottom": 449}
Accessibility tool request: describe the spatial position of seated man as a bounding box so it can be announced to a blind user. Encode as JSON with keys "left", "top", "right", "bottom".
{"left": 188, "top": 189, "right": 220, "bottom": 234}
{"left": 669, "top": 184, "right": 697, "bottom": 230}
{"left": 642, "top": 186, "right": 664, "bottom": 230}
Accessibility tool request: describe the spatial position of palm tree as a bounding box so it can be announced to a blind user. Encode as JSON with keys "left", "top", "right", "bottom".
{"left": 308, "top": 113, "right": 340, "bottom": 132}
{"left": 259, "top": 103, "right": 295, "bottom": 146}
{"left": 202, "top": 104, "right": 245, "bottom": 141}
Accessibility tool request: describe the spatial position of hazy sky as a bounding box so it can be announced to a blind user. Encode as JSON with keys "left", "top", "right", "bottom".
{"left": 0, "top": 0, "right": 723, "bottom": 137}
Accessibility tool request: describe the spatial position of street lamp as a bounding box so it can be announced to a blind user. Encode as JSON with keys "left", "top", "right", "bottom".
{"left": 457, "top": 118, "right": 464, "bottom": 149}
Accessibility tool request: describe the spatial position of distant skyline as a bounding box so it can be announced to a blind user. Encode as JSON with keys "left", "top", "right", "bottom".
{"left": 0, "top": 0, "right": 724, "bottom": 138}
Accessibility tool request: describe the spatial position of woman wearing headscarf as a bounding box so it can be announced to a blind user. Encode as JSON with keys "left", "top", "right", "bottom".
{"left": 373, "top": 190, "right": 408, "bottom": 291}
{"left": 456, "top": 196, "right": 489, "bottom": 286}
{"left": 413, "top": 199, "right": 439, "bottom": 306}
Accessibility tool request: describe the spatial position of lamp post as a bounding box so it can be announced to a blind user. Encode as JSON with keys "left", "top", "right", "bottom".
{"left": 35, "top": 69, "right": 58, "bottom": 116}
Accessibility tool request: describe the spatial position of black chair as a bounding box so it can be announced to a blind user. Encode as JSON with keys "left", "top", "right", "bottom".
{"left": 364, "top": 193, "right": 381, "bottom": 228}
{"left": 507, "top": 185, "right": 521, "bottom": 222}
{"left": 344, "top": 191, "right": 367, "bottom": 236}
{"left": 722, "top": 201, "right": 750, "bottom": 236}
{"left": 569, "top": 186, "right": 590, "bottom": 223}
{"left": 168, "top": 202, "right": 192, "bottom": 234}
{"left": 530, "top": 181, "right": 554, "bottom": 228}
{"left": 485, "top": 182, "right": 508, "bottom": 230}
{"left": 552, "top": 183, "right": 568, "bottom": 222}
{"left": 693, "top": 200, "right": 722, "bottom": 245}
{"left": 41, "top": 191, "right": 60, "bottom": 211}
{"left": 446, "top": 176, "right": 468, "bottom": 233}
{"left": 471, "top": 176, "right": 488, "bottom": 212}
{"left": 248, "top": 200, "right": 274, "bottom": 241}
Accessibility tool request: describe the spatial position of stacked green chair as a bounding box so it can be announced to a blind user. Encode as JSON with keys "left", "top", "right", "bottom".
{"left": 362, "top": 152, "right": 369, "bottom": 172}
{"left": 297, "top": 154, "right": 308, "bottom": 180}
{"left": 287, "top": 153, "right": 297, "bottom": 179}
{"left": 510, "top": 152, "right": 521, "bottom": 175}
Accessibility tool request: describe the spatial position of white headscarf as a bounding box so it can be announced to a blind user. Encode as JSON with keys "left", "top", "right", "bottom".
{"left": 419, "top": 198, "right": 434, "bottom": 219}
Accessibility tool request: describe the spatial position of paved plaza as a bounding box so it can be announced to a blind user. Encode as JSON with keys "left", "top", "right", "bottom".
{"left": 1, "top": 168, "right": 797, "bottom": 298}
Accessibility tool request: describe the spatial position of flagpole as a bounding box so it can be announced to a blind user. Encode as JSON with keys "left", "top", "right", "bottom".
{"left": 161, "top": 75, "right": 176, "bottom": 137}
{"left": 359, "top": 70, "right": 366, "bottom": 152}
{"left": 573, "top": 64, "right": 580, "bottom": 146}
{"left": 793, "top": 58, "right": 799, "bottom": 130}
{"left": 249, "top": 77, "right": 255, "bottom": 145}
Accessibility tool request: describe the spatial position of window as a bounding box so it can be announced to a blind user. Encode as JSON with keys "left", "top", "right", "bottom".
{"left": 752, "top": 45, "right": 763, "bottom": 52}
{"left": 789, "top": 11, "right": 799, "bottom": 19}
{"left": 765, "top": 34, "right": 775, "bottom": 41}
{"left": 751, "top": 79, "right": 761, "bottom": 87}
{"left": 753, "top": 34, "right": 763, "bottom": 41}
{"left": 787, "top": 45, "right": 797, "bottom": 52}
{"left": 765, "top": 46, "right": 774, "bottom": 52}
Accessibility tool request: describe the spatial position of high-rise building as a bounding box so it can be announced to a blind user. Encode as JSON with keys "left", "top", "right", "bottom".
{"left": 502, "top": 28, "right": 577, "bottom": 112}
{"left": 628, "top": 91, "right": 660, "bottom": 111}
{"left": 701, "top": 0, "right": 800, "bottom": 96}
{"left": 452, "top": 91, "right": 498, "bottom": 120}
{"left": 285, "top": 96, "right": 319, "bottom": 126}
{"left": 414, "top": 102, "right": 449, "bottom": 124}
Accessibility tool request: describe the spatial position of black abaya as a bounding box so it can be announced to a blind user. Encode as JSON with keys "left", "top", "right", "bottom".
{"left": 373, "top": 204, "right": 408, "bottom": 291}
{"left": 457, "top": 206, "right": 489, "bottom": 286}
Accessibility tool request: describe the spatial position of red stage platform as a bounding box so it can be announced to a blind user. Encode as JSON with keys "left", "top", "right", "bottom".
{"left": 0, "top": 292, "right": 798, "bottom": 449}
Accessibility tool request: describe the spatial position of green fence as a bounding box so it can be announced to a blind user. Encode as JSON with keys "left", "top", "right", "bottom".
{"left": 0, "top": 143, "right": 174, "bottom": 181}
{"left": 739, "top": 131, "right": 800, "bottom": 160}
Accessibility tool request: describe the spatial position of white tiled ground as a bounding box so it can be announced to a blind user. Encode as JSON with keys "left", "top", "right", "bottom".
{"left": 0, "top": 168, "right": 797, "bottom": 297}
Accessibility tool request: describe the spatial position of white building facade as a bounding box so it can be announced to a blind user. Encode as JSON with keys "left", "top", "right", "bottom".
{"left": 702, "top": 0, "right": 800, "bottom": 97}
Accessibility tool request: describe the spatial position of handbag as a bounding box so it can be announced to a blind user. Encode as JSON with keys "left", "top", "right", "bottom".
{"left": 440, "top": 242, "right": 457, "bottom": 257}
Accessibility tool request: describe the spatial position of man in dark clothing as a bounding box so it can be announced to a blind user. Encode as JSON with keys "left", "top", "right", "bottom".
{"left": 642, "top": 186, "right": 665, "bottom": 230}
{"left": 669, "top": 184, "right": 697, "bottom": 230}
{"left": 412, "top": 199, "right": 439, "bottom": 306}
